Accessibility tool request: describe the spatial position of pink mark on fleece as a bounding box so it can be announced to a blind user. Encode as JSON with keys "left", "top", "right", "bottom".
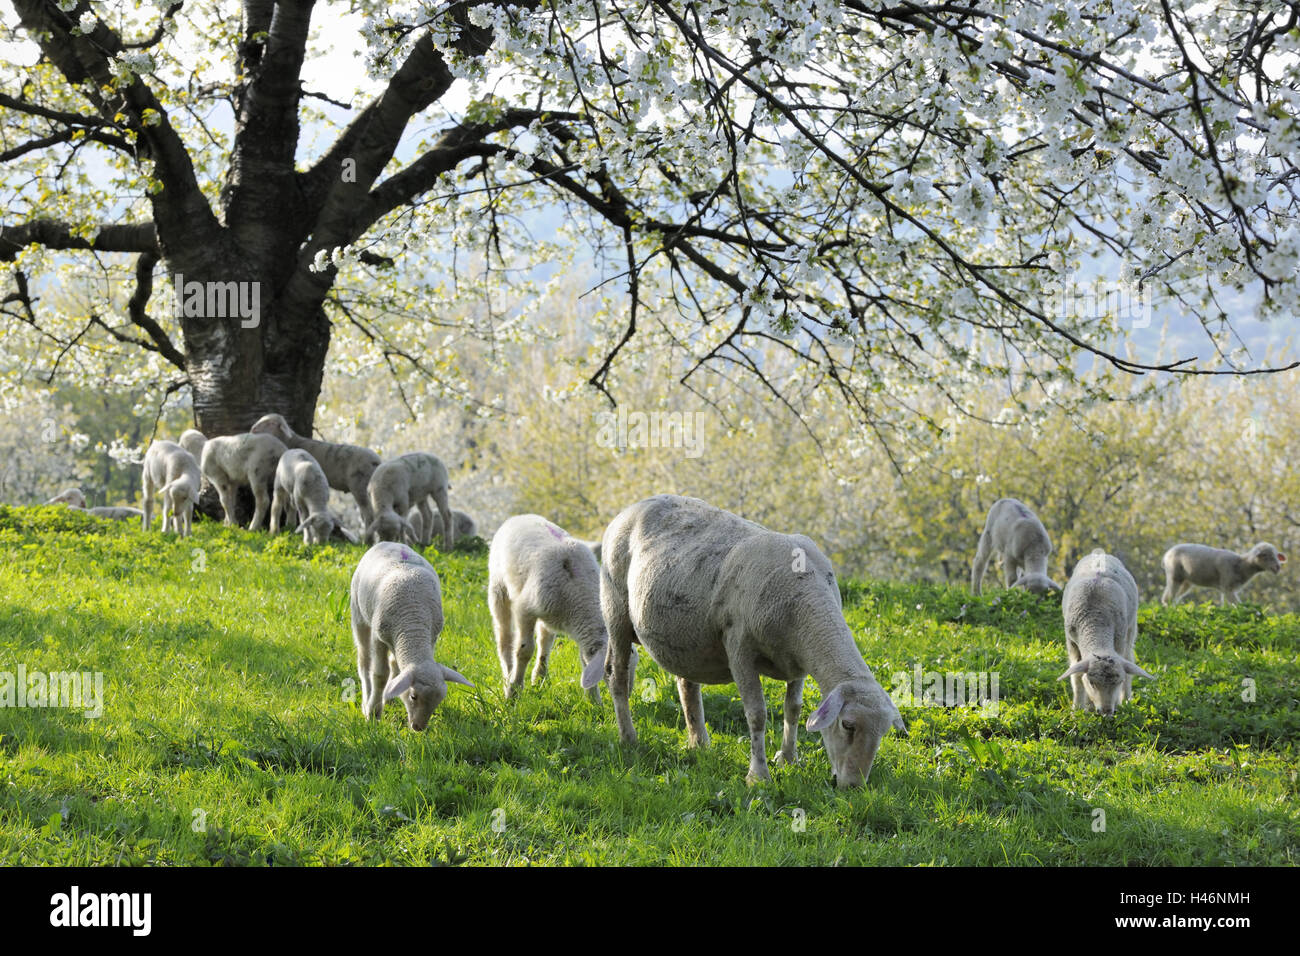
{"left": 547, "top": 524, "right": 566, "bottom": 540}
{"left": 399, "top": 547, "right": 412, "bottom": 561}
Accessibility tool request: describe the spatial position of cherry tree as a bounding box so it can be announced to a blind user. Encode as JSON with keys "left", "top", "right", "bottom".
{"left": 1, "top": 0, "right": 1297, "bottom": 440}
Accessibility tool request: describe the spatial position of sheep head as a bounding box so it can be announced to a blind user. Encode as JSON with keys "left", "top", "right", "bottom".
{"left": 47, "top": 488, "right": 86, "bottom": 508}
{"left": 805, "top": 679, "right": 907, "bottom": 788}
{"left": 382, "top": 661, "right": 474, "bottom": 731}
{"left": 1058, "top": 654, "right": 1154, "bottom": 715}
{"left": 365, "top": 512, "right": 420, "bottom": 547}
{"left": 1012, "top": 572, "right": 1062, "bottom": 596}
{"left": 1248, "top": 543, "right": 1286, "bottom": 574}
{"left": 249, "top": 413, "right": 295, "bottom": 443}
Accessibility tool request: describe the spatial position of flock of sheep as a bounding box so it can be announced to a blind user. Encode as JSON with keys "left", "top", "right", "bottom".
{"left": 38, "top": 419, "right": 1289, "bottom": 789}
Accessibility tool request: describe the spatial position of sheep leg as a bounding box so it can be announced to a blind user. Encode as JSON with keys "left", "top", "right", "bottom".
{"left": 161, "top": 491, "right": 174, "bottom": 534}
{"left": 970, "top": 532, "right": 993, "bottom": 595}
{"left": 248, "top": 478, "right": 272, "bottom": 531}
{"left": 142, "top": 471, "right": 154, "bottom": 531}
{"left": 1161, "top": 572, "right": 1177, "bottom": 606}
{"left": 214, "top": 480, "right": 238, "bottom": 527}
{"left": 729, "top": 653, "right": 771, "bottom": 784}
{"left": 366, "top": 647, "right": 392, "bottom": 720}
{"left": 351, "top": 604, "right": 376, "bottom": 717}
{"left": 1066, "top": 641, "right": 1088, "bottom": 711}
{"left": 269, "top": 483, "right": 288, "bottom": 535}
{"left": 600, "top": 574, "right": 639, "bottom": 744}
{"left": 677, "top": 678, "right": 710, "bottom": 749}
{"left": 1002, "top": 557, "right": 1019, "bottom": 588}
{"left": 773, "top": 679, "right": 803, "bottom": 766}
{"left": 488, "top": 584, "right": 514, "bottom": 686}
{"left": 431, "top": 486, "right": 454, "bottom": 551}
{"left": 507, "top": 608, "right": 538, "bottom": 699}
{"left": 351, "top": 478, "right": 374, "bottom": 529}
{"left": 531, "top": 622, "right": 555, "bottom": 685}
{"left": 415, "top": 498, "right": 435, "bottom": 548}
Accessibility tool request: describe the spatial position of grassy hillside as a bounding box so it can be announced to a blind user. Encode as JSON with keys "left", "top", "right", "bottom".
{"left": 0, "top": 506, "right": 1296, "bottom": 865}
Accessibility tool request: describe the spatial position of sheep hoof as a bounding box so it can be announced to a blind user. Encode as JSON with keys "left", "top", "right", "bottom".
{"left": 745, "top": 769, "right": 772, "bottom": 786}
{"left": 772, "top": 750, "right": 797, "bottom": 767}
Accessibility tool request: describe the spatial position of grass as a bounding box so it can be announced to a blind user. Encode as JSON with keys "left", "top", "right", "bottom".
{"left": 0, "top": 504, "right": 1296, "bottom": 865}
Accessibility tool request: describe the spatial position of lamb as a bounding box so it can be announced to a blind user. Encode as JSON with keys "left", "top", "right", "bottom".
{"left": 350, "top": 541, "right": 474, "bottom": 730}
{"left": 971, "top": 498, "right": 1061, "bottom": 595}
{"left": 250, "top": 414, "right": 382, "bottom": 527}
{"left": 1058, "top": 550, "right": 1155, "bottom": 715}
{"left": 1161, "top": 542, "right": 1286, "bottom": 606}
{"left": 601, "top": 494, "right": 907, "bottom": 788}
{"left": 45, "top": 488, "right": 141, "bottom": 521}
{"left": 364, "top": 452, "right": 454, "bottom": 550}
{"left": 408, "top": 507, "right": 477, "bottom": 546}
{"left": 142, "top": 440, "right": 201, "bottom": 537}
{"left": 270, "top": 448, "right": 359, "bottom": 545}
{"left": 488, "top": 515, "right": 609, "bottom": 703}
{"left": 178, "top": 429, "right": 207, "bottom": 462}
{"left": 198, "top": 433, "right": 287, "bottom": 531}
{"left": 47, "top": 488, "right": 86, "bottom": 508}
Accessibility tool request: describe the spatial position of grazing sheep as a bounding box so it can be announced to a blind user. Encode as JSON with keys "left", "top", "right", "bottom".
{"left": 1058, "top": 551, "right": 1155, "bottom": 715}
{"left": 199, "top": 433, "right": 286, "bottom": 531}
{"left": 971, "top": 498, "right": 1061, "bottom": 595}
{"left": 142, "top": 440, "right": 201, "bottom": 537}
{"left": 411, "top": 507, "right": 477, "bottom": 545}
{"left": 178, "top": 429, "right": 207, "bottom": 461}
{"left": 88, "top": 506, "right": 144, "bottom": 521}
{"left": 250, "top": 414, "right": 382, "bottom": 526}
{"left": 45, "top": 488, "right": 140, "bottom": 521}
{"left": 488, "top": 515, "right": 609, "bottom": 703}
{"left": 1161, "top": 542, "right": 1287, "bottom": 606}
{"left": 349, "top": 541, "right": 473, "bottom": 729}
{"left": 47, "top": 488, "right": 86, "bottom": 508}
{"left": 365, "top": 452, "right": 454, "bottom": 550}
{"left": 270, "top": 448, "right": 359, "bottom": 545}
{"left": 601, "top": 494, "right": 907, "bottom": 788}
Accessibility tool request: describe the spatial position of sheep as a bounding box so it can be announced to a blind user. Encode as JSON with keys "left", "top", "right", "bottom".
{"left": 971, "top": 498, "right": 1061, "bottom": 595}
{"left": 47, "top": 488, "right": 86, "bottom": 508}
{"left": 142, "top": 440, "right": 201, "bottom": 537}
{"left": 488, "top": 515, "right": 609, "bottom": 703}
{"left": 250, "top": 414, "right": 382, "bottom": 527}
{"left": 350, "top": 541, "right": 473, "bottom": 729}
{"left": 1058, "top": 550, "right": 1155, "bottom": 715}
{"left": 178, "top": 429, "right": 207, "bottom": 462}
{"left": 199, "top": 433, "right": 286, "bottom": 531}
{"left": 365, "top": 452, "right": 454, "bottom": 551}
{"left": 1161, "top": 542, "right": 1287, "bottom": 606}
{"left": 601, "top": 494, "right": 907, "bottom": 788}
{"left": 409, "top": 507, "right": 477, "bottom": 545}
{"left": 45, "top": 488, "right": 141, "bottom": 521}
{"left": 270, "top": 448, "right": 359, "bottom": 545}
{"left": 88, "top": 506, "right": 144, "bottom": 521}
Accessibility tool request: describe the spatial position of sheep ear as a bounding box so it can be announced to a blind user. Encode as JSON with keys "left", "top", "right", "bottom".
{"left": 1122, "top": 659, "right": 1155, "bottom": 680}
{"left": 400, "top": 519, "right": 419, "bottom": 546}
{"left": 382, "top": 668, "right": 416, "bottom": 702}
{"left": 339, "top": 526, "right": 360, "bottom": 545}
{"left": 1057, "top": 659, "right": 1091, "bottom": 680}
{"left": 891, "top": 713, "right": 909, "bottom": 738}
{"left": 806, "top": 686, "right": 846, "bottom": 732}
{"left": 1278, "top": 553, "right": 1287, "bottom": 563}
{"left": 579, "top": 650, "right": 605, "bottom": 689}
{"left": 440, "top": 664, "right": 474, "bottom": 688}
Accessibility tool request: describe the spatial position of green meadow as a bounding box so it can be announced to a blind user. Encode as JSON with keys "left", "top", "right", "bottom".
{"left": 0, "top": 505, "right": 1296, "bottom": 865}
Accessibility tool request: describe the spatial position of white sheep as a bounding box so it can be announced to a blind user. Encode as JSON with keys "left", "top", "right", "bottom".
{"left": 971, "top": 498, "right": 1061, "bottom": 595}
{"left": 250, "top": 414, "right": 382, "bottom": 527}
{"left": 199, "top": 433, "right": 286, "bottom": 531}
{"left": 488, "top": 515, "right": 608, "bottom": 703}
{"left": 1161, "top": 542, "right": 1287, "bottom": 606}
{"left": 365, "top": 452, "right": 454, "bottom": 550}
{"left": 142, "top": 440, "right": 201, "bottom": 537}
{"left": 45, "top": 488, "right": 141, "bottom": 521}
{"left": 46, "top": 488, "right": 86, "bottom": 508}
{"left": 178, "top": 429, "right": 207, "bottom": 462}
{"left": 601, "top": 494, "right": 907, "bottom": 788}
{"left": 409, "top": 507, "right": 477, "bottom": 545}
{"left": 270, "top": 448, "right": 359, "bottom": 545}
{"left": 350, "top": 541, "right": 473, "bottom": 729}
{"left": 1058, "top": 551, "right": 1155, "bottom": 715}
